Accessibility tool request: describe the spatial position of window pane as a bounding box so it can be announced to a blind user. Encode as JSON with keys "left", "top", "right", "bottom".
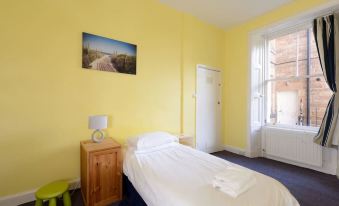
{"left": 309, "top": 76, "right": 332, "bottom": 127}
{"left": 267, "top": 76, "right": 332, "bottom": 127}
{"left": 310, "top": 30, "right": 323, "bottom": 75}
{"left": 266, "top": 27, "right": 331, "bottom": 127}
{"left": 268, "top": 30, "right": 308, "bottom": 79}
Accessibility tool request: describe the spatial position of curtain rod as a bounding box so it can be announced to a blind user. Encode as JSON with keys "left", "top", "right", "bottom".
{"left": 317, "top": 9, "right": 339, "bottom": 19}
{"left": 250, "top": 3, "right": 339, "bottom": 36}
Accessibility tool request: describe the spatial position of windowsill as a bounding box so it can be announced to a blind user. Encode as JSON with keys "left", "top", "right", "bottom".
{"left": 264, "top": 123, "right": 319, "bottom": 133}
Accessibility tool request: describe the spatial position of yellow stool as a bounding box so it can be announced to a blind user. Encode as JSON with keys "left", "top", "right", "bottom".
{"left": 35, "top": 181, "right": 71, "bottom": 206}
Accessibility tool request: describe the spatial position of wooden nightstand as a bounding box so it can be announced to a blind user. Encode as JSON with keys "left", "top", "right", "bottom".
{"left": 80, "top": 138, "right": 122, "bottom": 206}
{"left": 178, "top": 135, "right": 195, "bottom": 148}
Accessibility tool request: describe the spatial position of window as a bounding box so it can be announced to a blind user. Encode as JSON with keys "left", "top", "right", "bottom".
{"left": 266, "top": 28, "right": 332, "bottom": 127}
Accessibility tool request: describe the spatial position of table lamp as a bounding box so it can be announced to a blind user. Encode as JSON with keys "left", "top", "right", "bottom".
{"left": 88, "top": 115, "right": 107, "bottom": 143}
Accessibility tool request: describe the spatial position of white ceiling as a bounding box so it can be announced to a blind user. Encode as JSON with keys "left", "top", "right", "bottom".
{"left": 159, "top": 0, "right": 293, "bottom": 29}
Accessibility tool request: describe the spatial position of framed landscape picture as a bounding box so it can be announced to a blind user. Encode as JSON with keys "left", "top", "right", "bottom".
{"left": 82, "top": 32, "right": 137, "bottom": 75}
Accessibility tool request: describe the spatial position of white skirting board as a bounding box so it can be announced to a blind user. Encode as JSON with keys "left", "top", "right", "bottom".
{"left": 0, "top": 178, "right": 80, "bottom": 206}
{"left": 223, "top": 145, "right": 246, "bottom": 156}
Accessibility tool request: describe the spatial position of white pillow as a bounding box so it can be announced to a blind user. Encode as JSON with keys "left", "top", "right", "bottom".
{"left": 126, "top": 136, "right": 139, "bottom": 148}
{"left": 127, "top": 131, "right": 178, "bottom": 150}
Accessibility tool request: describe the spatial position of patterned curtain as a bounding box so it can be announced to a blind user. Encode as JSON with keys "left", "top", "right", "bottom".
{"left": 313, "top": 14, "right": 339, "bottom": 148}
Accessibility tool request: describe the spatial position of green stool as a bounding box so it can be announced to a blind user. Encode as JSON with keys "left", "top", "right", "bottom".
{"left": 35, "top": 181, "right": 71, "bottom": 206}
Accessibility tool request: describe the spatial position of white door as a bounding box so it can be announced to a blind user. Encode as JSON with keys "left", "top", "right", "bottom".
{"left": 277, "top": 91, "right": 299, "bottom": 125}
{"left": 196, "top": 65, "right": 222, "bottom": 153}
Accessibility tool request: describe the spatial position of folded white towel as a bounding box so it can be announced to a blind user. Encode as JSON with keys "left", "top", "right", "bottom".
{"left": 213, "top": 167, "right": 256, "bottom": 198}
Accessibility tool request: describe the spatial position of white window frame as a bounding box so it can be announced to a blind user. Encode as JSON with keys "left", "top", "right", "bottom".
{"left": 247, "top": 1, "right": 339, "bottom": 157}
{"left": 263, "top": 24, "right": 325, "bottom": 131}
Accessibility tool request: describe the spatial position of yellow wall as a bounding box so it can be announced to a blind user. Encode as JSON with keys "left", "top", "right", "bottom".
{"left": 0, "top": 0, "right": 225, "bottom": 196}
{"left": 223, "top": 0, "right": 329, "bottom": 149}
{"left": 182, "top": 15, "right": 225, "bottom": 137}
{"left": 1, "top": 0, "right": 331, "bottom": 197}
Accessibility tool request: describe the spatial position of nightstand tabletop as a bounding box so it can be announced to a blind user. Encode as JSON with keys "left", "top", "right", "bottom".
{"left": 80, "top": 138, "right": 120, "bottom": 152}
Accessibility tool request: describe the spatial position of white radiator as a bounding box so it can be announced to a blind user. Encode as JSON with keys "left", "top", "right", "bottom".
{"left": 263, "top": 126, "right": 322, "bottom": 167}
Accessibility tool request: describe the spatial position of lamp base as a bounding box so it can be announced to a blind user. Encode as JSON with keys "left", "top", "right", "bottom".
{"left": 91, "top": 129, "right": 104, "bottom": 143}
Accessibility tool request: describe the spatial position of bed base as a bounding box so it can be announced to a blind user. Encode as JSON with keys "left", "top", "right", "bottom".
{"left": 119, "top": 174, "right": 147, "bottom": 206}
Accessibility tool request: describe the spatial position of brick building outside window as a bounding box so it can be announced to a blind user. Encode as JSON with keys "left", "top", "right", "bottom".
{"left": 267, "top": 28, "right": 332, "bottom": 127}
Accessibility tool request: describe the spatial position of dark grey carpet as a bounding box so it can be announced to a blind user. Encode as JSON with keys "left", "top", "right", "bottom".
{"left": 20, "top": 151, "right": 339, "bottom": 206}
{"left": 213, "top": 151, "right": 339, "bottom": 206}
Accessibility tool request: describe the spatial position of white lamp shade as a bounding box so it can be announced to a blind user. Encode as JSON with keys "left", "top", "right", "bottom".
{"left": 88, "top": 115, "right": 108, "bottom": 130}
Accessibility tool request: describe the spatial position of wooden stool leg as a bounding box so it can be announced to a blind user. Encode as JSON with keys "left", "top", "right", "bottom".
{"left": 63, "top": 191, "right": 72, "bottom": 206}
{"left": 35, "top": 198, "right": 43, "bottom": 206}
{"left": 48, "top": 198, "right": 57, "bottom": 206}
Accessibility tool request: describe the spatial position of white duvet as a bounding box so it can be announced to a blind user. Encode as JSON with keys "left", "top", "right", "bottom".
{"left": 123, "top": 142, "right": 299, "bottom": 206}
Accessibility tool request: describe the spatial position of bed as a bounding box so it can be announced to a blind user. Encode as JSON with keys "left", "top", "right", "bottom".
{"left": 122, "top": 132, "right": 299, "bottom": 206}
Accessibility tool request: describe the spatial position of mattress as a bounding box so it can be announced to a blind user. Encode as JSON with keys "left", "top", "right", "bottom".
{"left": 123, "top": 142, "right": 299, "bottom": 206}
